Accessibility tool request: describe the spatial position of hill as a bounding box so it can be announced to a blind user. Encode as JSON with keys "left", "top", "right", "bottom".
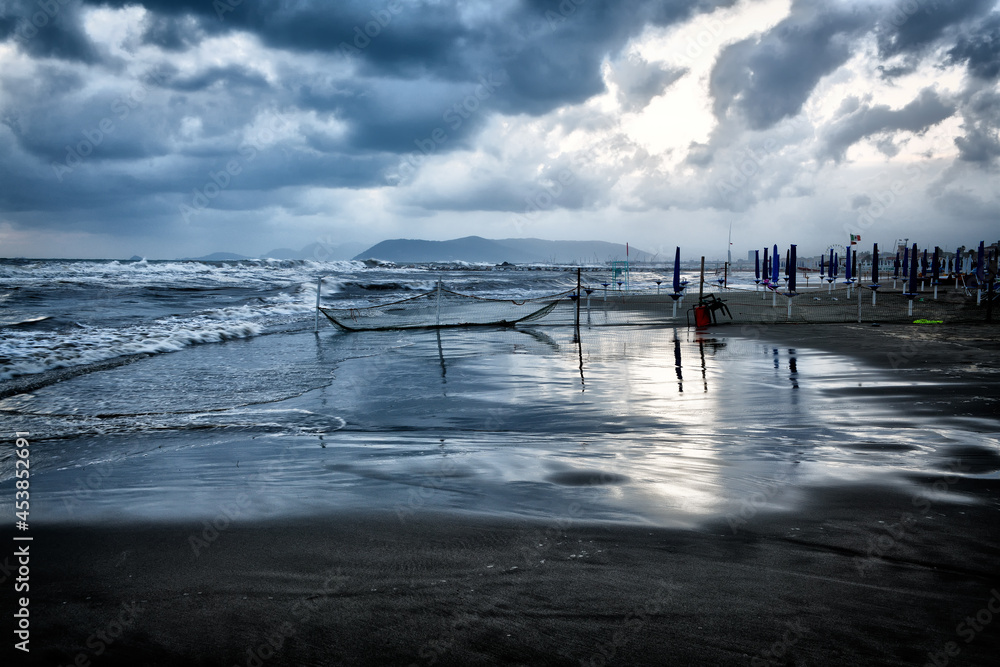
{"left": 353, "top": 236, "right": 653, "bottom": 264}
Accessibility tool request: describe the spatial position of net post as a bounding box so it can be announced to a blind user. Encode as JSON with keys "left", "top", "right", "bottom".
{"left": 315, "top": 276, "right": 322, "bottom": 332}
{"left": 699, "top": 257, "right": 705, "bottom": 301}
{"left": 575, "top": 268, "right": 581, "bottom": 329}
{"left": 436, "top": 279, "right": 442, "bottom": 327}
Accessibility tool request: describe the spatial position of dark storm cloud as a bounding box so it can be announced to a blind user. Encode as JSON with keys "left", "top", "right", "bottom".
{"left": 820, "top": 88, "right": 955, "bottom": 162}
{"left": 710, "top": 2, "right": 869, "bottom": 130}
{"left": 2, "top": 0, "right": 100, "bottom": 63}
{"left": 139, "top": 12, "right": 218, "bottom": 52}
{"left": 162, "top": 65, "right": 270, "bottom": 93}
{"left": 875, "top": 0, "right": 996, "bottom": 59}
{"left": 80, "top": 0, "right": 735, "bottom": 116}
{"left": 2, "top": 0, "right": 999, "bottom": 256}
{"left": 954, "top": 87, "right": 1000, "bottom": 163}
{"left": 947, "top": 11, "right": 1000, "bottom": 80}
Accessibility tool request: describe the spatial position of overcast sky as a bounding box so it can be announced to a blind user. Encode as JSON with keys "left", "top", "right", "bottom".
{"left": 1, "top": 0, "right": 997, "bottom": 260}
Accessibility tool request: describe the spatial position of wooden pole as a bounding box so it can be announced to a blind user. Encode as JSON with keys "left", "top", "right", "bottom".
{"left": 575, "top": 268, "right": 581, "bottom": 329}
{"left": 314, "top": 276, "right": 321, "bottom": 332}
{"left": 436, "top": 279, "right": 442, "bottom": 327}
{"left": 699, "top": 257, "right": 705, "bottom": 301}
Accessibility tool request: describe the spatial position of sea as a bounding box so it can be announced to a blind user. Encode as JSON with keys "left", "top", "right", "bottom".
{"left": 1, "top": 258, "right": 993, "bottom": 528}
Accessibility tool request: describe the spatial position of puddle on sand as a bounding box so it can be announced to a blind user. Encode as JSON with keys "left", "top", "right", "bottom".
{"left": 9, "top": 326, "right": 998, "bottom": 526}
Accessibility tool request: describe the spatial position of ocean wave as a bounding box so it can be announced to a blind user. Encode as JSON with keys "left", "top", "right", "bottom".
{"left": 0, "top": 258, "right": 367, "bottom": 290}
{"left": 0, "top": 318, "right": 263, "bottom": 381}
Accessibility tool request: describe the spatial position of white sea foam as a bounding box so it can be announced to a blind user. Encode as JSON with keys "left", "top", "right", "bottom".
{"left": 0, "top": 261, "right": 364, "bottom": 380}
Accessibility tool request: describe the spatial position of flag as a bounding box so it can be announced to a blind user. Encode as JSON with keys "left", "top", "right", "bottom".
{"left": 850, "top": 234, "right": 860, "bottom": 244}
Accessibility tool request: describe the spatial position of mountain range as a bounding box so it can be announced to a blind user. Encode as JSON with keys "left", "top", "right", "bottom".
{"left": 352, "top": 237, "right": 653, "bottom": 264}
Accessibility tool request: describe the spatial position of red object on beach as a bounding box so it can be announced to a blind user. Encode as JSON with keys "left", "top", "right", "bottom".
{"left": 694, "top": 305, "right": 711, "bottom": 328}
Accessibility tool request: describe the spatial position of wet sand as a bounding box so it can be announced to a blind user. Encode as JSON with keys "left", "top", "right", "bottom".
{"left": 7, "top": 323, "right": 1000, "bottom": 666}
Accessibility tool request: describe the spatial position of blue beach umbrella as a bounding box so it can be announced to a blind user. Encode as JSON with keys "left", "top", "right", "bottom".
{"left": 820, "top": 253, "right": 825, "bottom": 279}
{"left": 755, "top": 249, "right": 761, "bottom": 284}
{"left": 851, "top": 248, "right": 858, "bottom": 280}
{"left": 788, "top": 245, "right": 797, "bottom": 293}
{"left": 903, "top": 246, "right": 909, "bottom": 278}
{"left": 829, "top": 249, "right": 835, "bottom": 281}
{"left": 932, "top": 247, "right": 940, "bottom": 283}
{"left": 908, "top": 243, "right": 919, "bottom": 293}
{"left": 833, "top": 252, "right": 838, "bottom": 278}
{"left": 893, "top": 252, "right": 900, "bottom": 279}
{"left": 977, "top": 241, "right": 985, "bottom": 284}
{"left": 763, "top": 247, "right": 770, "bottom": 283}
{"left": 871, "top": 243, "right": 879, "bottom": 285}
{"left": 771, "top": 244, "right": 780, "bottom": 284}
{"left": 672, "top": 246, "right": 682, "bottom": 293}
{"left": 921, "top": 249, "right": 928, "bottom": 276}
{"left": 844, "top": 247, "right": 852, "bottom": 283}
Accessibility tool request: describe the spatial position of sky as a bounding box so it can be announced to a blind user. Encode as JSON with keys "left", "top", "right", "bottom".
{"left": 0, "top": 0, "right": 998, "bottom": 260}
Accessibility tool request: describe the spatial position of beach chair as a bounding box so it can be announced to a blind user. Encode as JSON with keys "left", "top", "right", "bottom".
{"left": 692, "top": 294, "right": 732, "bottom": 324}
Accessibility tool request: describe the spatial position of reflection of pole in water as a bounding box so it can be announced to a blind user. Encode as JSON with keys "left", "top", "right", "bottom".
{"left": 788, "top": 348, "right": 798, "bottom": 389}
{"left": 435, "top": 329, "right": 447, "bottom": 387}
{"left": 698, "top": 337, "right": 707, "bottom": 392}
{"left": 575, "top": 325, "right": 585, "bottom": 392}
{"left": 673, "top": 330, "right": 683, "bottom": 393}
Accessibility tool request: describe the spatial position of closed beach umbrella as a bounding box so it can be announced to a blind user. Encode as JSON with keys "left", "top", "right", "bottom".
{"left": 932, "top": 247, "right": 940, "bottom": 282}
{"left": 788, "top": 245, "right": 797, "bottom": 292}
{"left": 977, "top": 241, "right": 985, "bottom": 283}
{"left": 763, "top": 247, "right": 770, "bottom": 282}
{"left": 845, "top": 247, "right": 852, "bottom": 282}
{"left": 830, "top": 249, "right": 835, "bottom": 279}
{"left": 771, "top": 244, "right": 780, "bottom": 284}
{"left": 851, "top": 248, "right": 857, "bottom": 280}
{"left": 903, "top": 246, "right": 909, "bottom": 278}
{"left": 673, "top": 246, "right": 682, "bottom": 293}
{"left": 909, "top": 243, "right": 918, "bottom": 293}
{"left": 755, "top": 249, "right": 760, "bottom": 282}
{"left": 872, "top": 243, "right": 879, "bottom": 284}
{"left": 820, "top": 252, "right": 825, "bottom": 279}
{"left": 893, "top": 251, "right": 900, "bottom": 279}
{"left": 921, "top": 249, "right": 928, "bottom": 276}
{"left": 833, "top": 252, "right": 838, "bottom": 278}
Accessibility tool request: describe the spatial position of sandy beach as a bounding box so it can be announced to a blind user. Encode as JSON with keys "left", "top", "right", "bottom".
{"left": 5, "top": 319, "right": 999, "bottom": 666}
